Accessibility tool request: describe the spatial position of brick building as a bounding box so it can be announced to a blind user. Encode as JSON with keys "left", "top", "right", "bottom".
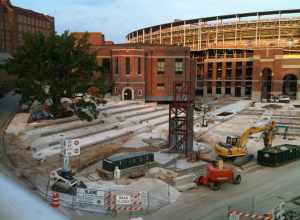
{"left": 73, "top": 32, "right": 195, "bottom": 102}
{"left": 72, "top": 32, "right": 113, "bottom": 46}
{"left": 127, "top": 9, "right": 300, "bottom": 101}
{"left": 0, "top": 0, "right": 54, "bottom": 54}
{"left": 95, "top": 44, "right": 195, "bottom": 101}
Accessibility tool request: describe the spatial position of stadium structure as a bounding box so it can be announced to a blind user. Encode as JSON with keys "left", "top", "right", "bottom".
{"left": 127, "top": 9, "right": 300, "bottom": 101}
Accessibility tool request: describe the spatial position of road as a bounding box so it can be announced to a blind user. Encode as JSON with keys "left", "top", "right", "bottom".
{"left": 142, "top": 161, "right": 300, "bottom": 220}
{"left": 0, "top": 92, "right": 20, "bottom": 157}
{"left": 0, "top": 91, "right": 20, "bottom": 130}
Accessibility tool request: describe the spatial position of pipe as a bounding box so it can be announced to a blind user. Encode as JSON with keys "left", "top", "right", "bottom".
{"left": 0, "top": 173, "right": 69, "bottom": 220}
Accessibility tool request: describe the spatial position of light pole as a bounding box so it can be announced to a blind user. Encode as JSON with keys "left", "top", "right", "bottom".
{"left": 288, "top": 37, "right": 294, "bottom": 54}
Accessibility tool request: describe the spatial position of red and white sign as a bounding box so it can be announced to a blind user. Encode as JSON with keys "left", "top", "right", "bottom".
{"left": 64, "top": 139, "right": 80, "bottom": 156}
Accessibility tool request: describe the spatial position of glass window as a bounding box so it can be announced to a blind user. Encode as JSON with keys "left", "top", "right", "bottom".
{"left": 137, "top": 57, "right": 141, "bottom": 75}
{"left": 115, "top": 57, "right": 118, "bottom": 74}
{"left": 157, "top": 58, "right": 165, "bottom": 74}
{"left": 102, "top": 58, "right": 111, "bottom": 73}
{"left": 126, "top": 57, "right": 130, "bottom": 75}
{"left": 157, "top": 83, "right": 165, "bottom": 90}
{"left": 175, "top": 58, "right": 183, "bottom": 74}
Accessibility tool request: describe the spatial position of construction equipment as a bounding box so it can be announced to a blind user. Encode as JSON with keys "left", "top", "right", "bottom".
{"left": 197, "top": 160, "right": 241, "bottom": 191}
{"left": 49, "top": 137, "right": 86, "bottom": 195}
{"left": 49, "top": 168, "right": 86, "bottom": 195}
{"left": 215, "top": 121, "right": 276, "bottom": 158}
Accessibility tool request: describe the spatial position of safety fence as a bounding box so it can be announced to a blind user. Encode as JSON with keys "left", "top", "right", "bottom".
{"left": 35, "top": 184, "right": 171, "bottom": 215}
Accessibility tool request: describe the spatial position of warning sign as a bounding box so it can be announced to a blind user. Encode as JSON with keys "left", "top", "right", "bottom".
{"left": 77, "top": 188, "right": 105, "bottom": 205}
{"left": 64, "top": 139, "right": 80, "bottom": 156}
{"left": 116, "top": 195, "right": 132, "bottom": 205}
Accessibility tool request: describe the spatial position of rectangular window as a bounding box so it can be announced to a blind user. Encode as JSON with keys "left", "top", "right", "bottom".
{"left": 157, "top": 83, "right": 165, "bottom": 90}
{"left": 115, "top": 57, "right": 118, "bottom": 74}
{"left": 207, "top": 62, "right": 213, "bottom": 79}
{"left": 137, "top": 57, "right": 141, "bottom": 75}
{"left": 102, "top": 58, "right": 111, "bottom": 73}
{"left": 126, "top": 57, "right": 130, "bottom": 75}
{"left": 175, "top": 58, "right": 184, "bottom": 74}
{"left": 157, "top": 58, "right": 165, "bottom": 74}
{"left": 114, "top": 87, "right": 118, "bottom": 94}
{"left": 138, "top": 89, "right": 143, "bottom": 96}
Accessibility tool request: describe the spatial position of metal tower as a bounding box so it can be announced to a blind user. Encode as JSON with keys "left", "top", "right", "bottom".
{"left": 168, "top": 81, "right": 194, "bottom": 156}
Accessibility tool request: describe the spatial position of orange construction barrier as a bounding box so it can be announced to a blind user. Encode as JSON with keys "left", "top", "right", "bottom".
{"left": 51, "top": 192, "right": 60, "bottom": 208}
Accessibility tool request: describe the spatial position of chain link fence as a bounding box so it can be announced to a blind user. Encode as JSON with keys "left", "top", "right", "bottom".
{"left": 34, "top": 183, "right": 172, "bottom": 215}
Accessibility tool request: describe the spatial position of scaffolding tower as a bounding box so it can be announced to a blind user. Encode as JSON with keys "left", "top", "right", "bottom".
{"left": 168, "top": 81, "right": 194, "bottom": 156}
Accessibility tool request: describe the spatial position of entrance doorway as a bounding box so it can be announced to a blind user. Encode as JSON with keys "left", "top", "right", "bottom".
{"left": 261, "top": 68, "right": 272, "bottom": 100}
{"left": 282, "top": 74, "right": 297, "bottom": 99}
{"left": 122, "top": 88, "right": 134, "bottom": 100}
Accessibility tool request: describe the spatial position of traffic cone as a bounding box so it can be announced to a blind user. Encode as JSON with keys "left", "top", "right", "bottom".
{"left": 51, "top": 192, "right": 60, "bottom": 208}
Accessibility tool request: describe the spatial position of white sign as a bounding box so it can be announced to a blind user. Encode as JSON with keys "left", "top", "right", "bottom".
{"left": 64, "top": 139, "right": 80, "bottom": 156}
{"left": 77, "top": 188, "right": 105, "bottom": 205}
{"left": 116, "top": 195, "right": 132, "bottom": 205}
{"left": 229, "top": 214, "right": 240, "bottom": 220}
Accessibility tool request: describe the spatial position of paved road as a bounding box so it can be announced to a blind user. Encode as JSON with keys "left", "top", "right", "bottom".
{"left": 0, "top": 92, "right": 20, "bottom": 157}
{"left": 0, "top": 91, "right": 20, "bottom": 130}
{"left": 142, "top": 161, "right": 300, "bottom": 220}
{"left": 71, "top": 160, "right": 300, "bottom": 220}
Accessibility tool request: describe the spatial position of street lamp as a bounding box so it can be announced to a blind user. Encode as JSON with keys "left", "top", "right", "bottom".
{"left": 288, "top": 37, "right": 294, "bottom": 53}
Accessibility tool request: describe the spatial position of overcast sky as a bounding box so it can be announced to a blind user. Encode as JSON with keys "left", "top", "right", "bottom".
{"left": 12, "top": 0, "right": 300, "bottom": 43}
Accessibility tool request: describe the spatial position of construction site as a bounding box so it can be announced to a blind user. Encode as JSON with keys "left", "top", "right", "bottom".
{"left": 1, "top": 3, "right": 300, "bottom": 219}
{"left": 1, "top": 81, "right": 300, "bottom": 219}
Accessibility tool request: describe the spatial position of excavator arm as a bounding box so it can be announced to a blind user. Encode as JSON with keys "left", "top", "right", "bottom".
{"left": 239, "top": 121, "right": 276, "bottom": 148}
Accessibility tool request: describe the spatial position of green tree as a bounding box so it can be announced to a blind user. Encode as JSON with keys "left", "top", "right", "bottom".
{"left": 4, "top": 31, "right": 100, "bottom": 120}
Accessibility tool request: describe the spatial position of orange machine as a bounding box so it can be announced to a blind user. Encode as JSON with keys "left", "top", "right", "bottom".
{"left": 197, "top": 161, "right": 241, "bottom": 190}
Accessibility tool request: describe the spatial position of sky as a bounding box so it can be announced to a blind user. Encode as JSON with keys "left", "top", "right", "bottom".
{"left": 12, "top": 0, "right": 300, "bottom": 43}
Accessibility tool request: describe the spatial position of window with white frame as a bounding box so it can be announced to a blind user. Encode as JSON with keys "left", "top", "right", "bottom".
{"left": 175, "top": 58, "right": 184, "bottom": 74}
{"left": 157, "top": 58, "right": 165, "bottom": 74}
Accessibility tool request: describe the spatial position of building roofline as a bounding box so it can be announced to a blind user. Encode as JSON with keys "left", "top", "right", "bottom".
{"left": 93, "top": 43, "right": 190, "bottom": 50}
{"left": 127, "top": 9, "right": 300, "bottom": 38}
{"left": 12, "top": 5, "right": 54, "bottom": 20}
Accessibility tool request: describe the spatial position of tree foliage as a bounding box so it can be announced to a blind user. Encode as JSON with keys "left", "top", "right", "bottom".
{"left": 4, "top": 31, "right": 101, "bottom": 120}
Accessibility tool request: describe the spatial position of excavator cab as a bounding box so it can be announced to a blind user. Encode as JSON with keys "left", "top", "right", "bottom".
{"left": 226, "top": 136, "right": 240, "bottom": 147}
{"left": 216, "top": 136, "right": 247, "bottom": 158}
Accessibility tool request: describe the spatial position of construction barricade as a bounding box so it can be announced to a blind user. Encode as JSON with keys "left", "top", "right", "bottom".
{"left": 228, "top": 210, "right": 272, "bottom": 220}
{"left": 107, "top": 190, "right": 148, "bottom": 213}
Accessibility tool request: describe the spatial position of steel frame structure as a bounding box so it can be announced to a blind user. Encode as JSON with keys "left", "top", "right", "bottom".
{"left": 168, "top": 81, "right": 194, "bottom": 156}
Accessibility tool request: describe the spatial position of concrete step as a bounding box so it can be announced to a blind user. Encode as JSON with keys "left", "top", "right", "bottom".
{"left": 107, "top": 103, "right": 155, "bottom": 115}
{"left": 123, "top": 107, "right": 166, "bottom": 119}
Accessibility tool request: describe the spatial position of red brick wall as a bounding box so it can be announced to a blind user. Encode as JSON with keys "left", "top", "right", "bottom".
{"left": 72, "top": 32, "right": 105, "bottom": 46}
{"left": 95, "top": 44, "right": 196, "bottom": 102}
{"left": 0, "top": 0, "right": 54, "bottom": 54}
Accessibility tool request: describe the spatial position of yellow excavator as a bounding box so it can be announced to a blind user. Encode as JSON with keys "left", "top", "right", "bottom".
{"left": 215, "top": 121, "right": 276, "bottom": 158}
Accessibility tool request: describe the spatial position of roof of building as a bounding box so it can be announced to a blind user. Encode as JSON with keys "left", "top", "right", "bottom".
{"left": 1, "top": 0, "right": 54, "bottom": 21}
{"left": 127, "top": 8, "right": 300, "bottom": 37}
{"left": 105, "top": 152, "right": 153, "bottom": 162}
{"left": 94, "top": 43, "right": 190, "bottom": 50}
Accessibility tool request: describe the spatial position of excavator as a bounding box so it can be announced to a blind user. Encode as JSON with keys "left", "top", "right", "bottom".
{"left": 215, "top": 121, "right": 276, "bottom": 158}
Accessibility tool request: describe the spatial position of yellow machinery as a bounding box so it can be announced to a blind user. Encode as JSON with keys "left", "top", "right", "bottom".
{"left": 215, "top": 121, "right": 276, "bottom": 158}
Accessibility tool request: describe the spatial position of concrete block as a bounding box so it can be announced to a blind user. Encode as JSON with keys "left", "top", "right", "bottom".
{"left": 174, "top": 174, "right": 195, "bottom": 187}
{"left": 176, "top": 182, "right": 197, "bottom": 192}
